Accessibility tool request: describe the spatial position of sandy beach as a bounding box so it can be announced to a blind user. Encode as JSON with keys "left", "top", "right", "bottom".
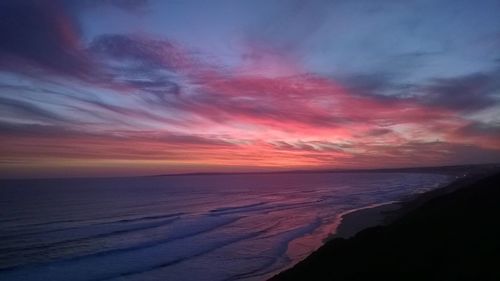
{"left": 330, "top": 202, "right": 401, "bottom": 239}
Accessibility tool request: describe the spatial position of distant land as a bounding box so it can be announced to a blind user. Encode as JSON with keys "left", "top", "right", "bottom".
{"left": 149, "top": 163, "right": 500, "bottom": 178}
{"left": 2, "top": 163, "right": 499, "bottom": 181}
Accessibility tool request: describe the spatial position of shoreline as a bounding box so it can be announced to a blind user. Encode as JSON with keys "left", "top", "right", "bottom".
{"left": 269, "top": 164, "right": 500, "bottom": 280}
{"left": 260, "top": 201, "right": 404, "bottom": 281}
{"left": 265, "top": 176, "right": 452, "bottom": 279}
{"left": 325, "top": 175, "right": 456, "bottom": 241}
{"left": 261, "top": 179, "right": 450, "bottom": 280}
{"left": 325, "top": 164, "right": 495, "bottom": 241}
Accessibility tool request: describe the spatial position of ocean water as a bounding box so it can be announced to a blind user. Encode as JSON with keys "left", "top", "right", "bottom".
{"left": 0, "top": 172, "right": 452, "bottom": 281}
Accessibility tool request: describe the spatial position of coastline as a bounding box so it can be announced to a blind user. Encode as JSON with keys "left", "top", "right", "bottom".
{"left": 325, "top": 164, "right": 497, "bottom": 240}
{"left": 269, "top": 164, "right": 500, "bottom": 281}
{"left": 326, "top": 166, "right": 486, "bottom": 239}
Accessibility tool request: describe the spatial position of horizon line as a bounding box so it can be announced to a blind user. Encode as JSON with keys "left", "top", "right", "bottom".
{"left": 2, "top": 162, "right": 499, "bottom": 181}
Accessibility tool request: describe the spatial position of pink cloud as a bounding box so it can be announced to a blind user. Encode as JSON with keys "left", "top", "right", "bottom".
{"left": 1, "top": 29, "right": 499, "bottom": 177}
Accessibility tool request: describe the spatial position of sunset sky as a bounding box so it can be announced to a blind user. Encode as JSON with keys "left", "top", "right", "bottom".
{"left": 1, "top": 0, "right": 500, "bottom": 178}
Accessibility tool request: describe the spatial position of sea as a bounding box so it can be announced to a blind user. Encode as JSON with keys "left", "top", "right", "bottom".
{"left": 0, "top": 172, "right": 452, "bottom": 281}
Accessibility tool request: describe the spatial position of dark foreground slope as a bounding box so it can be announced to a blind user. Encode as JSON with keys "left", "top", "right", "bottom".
{"left": 270, "top": 171, "right": 500, "bottom": 281}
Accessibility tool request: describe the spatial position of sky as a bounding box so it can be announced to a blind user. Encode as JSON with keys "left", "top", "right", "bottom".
{"left": 1, "top": 0, "right": 500, "bottom": 178}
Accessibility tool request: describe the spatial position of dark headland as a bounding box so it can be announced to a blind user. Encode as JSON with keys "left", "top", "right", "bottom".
{"left": 269, "top": 164, "right": 500, "bottom": 281}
